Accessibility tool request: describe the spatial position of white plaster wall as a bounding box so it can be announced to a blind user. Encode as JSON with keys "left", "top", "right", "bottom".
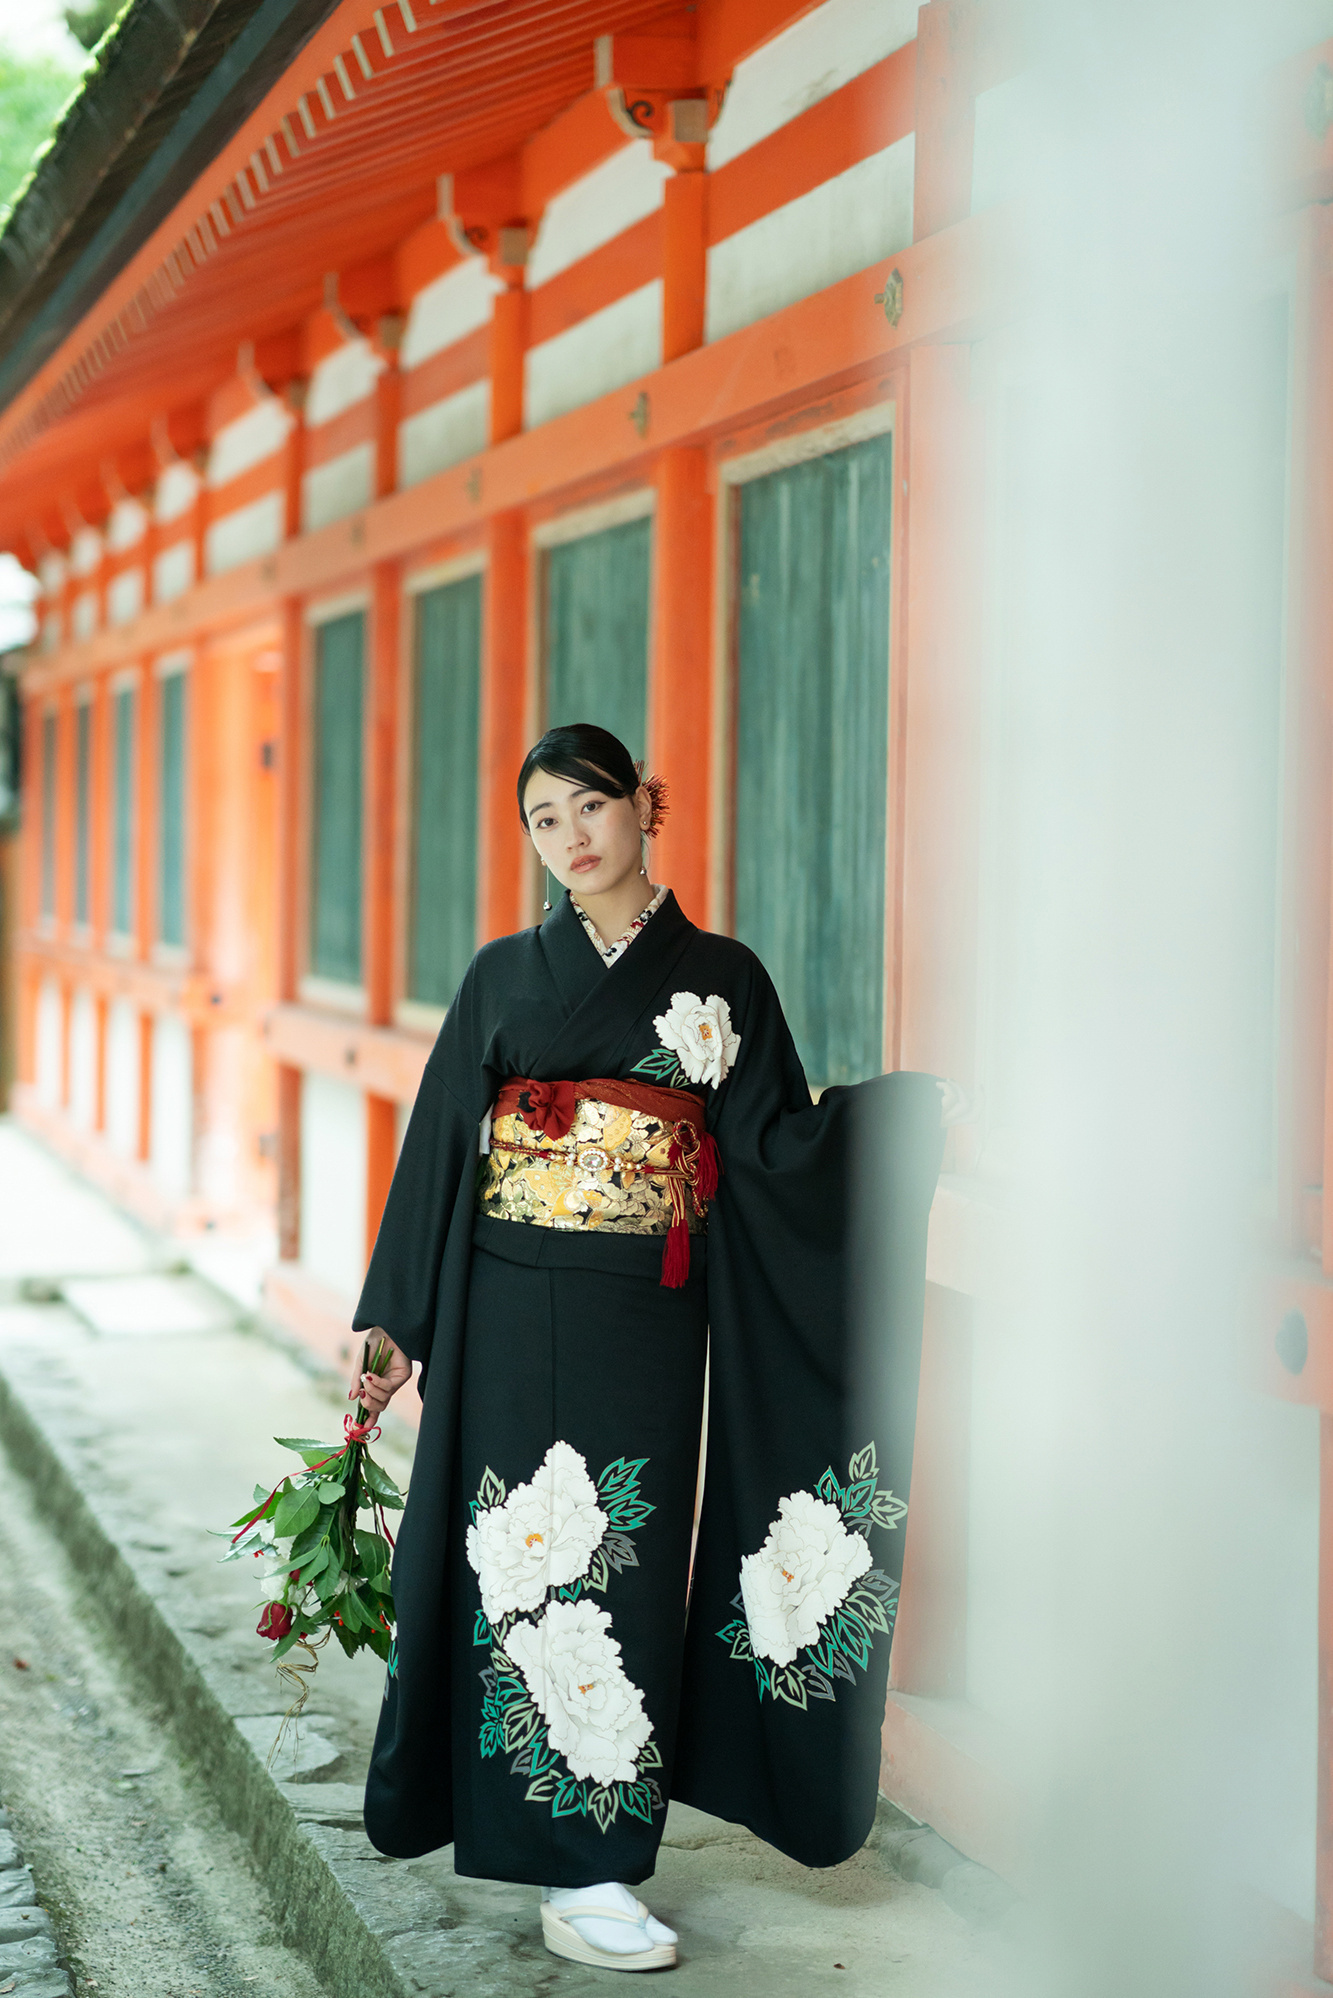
{"left": 527, "top": 142, "right": 669, "bottom": 288}
{"left": 107, "top": 499, "right": 147, "bottom": 551}
{"left": 399, "top": 381, "right": 490, "bottom": 487}
{"left": 306, "top": 338, "right": 384, "bottom": 425}
{"left": 153, "top": 540, "right": 195, "bottom": 604}
{"left": 300, "top": 1073, "right": 367, "bottom": 1301}
{"left": 971, "top": 72, "right": 1045, "bottom": 216}
{"left": 194, "top": 1024, "right": 244, "bottom": 1210}
{"left": 149, "top": 1012, "right": 193, "bottom": 1199}
{"left": 70, "top": 528, "right": 101, "bottom": 577}
{"left": 34, "top": 978, "right": 62, "bottom": 1110}
{"left": 707, "top": 0, "right": 920, "bottom": 168}
{"left": 107, "top": 568, "right": 144, "bottom": 626}
{"left": 302, "top": 444, "right": 374, "bottom": 531}
{"left": 207, "top": 399, "right": 291, "bottom": 488}
{"left": 400, "top": 259, "right": 500, "bottom": 369}
{"left": 71, "top": 591, "right": 98, "bottom": 641}
{"left": 206, "top": 492, "right": 283, "bottom": 575}
{"left": 706, "top": 136, "right": 914, "bottom": 344}
{"left": 155, "top": 461, "right": 199, "bottom": 524}
{"left": 525, "top": 280, "right": 662, "bottom": 429}
{"left": 105, "top": 998, "right": 140, "bottom": 1157}
{"left": 68, "top": 987, "right": 97, "bottom": 1131}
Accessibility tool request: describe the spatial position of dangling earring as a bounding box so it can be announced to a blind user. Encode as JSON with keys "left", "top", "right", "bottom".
{"left": 543, "top": 896, "right": 552, "bottom": 911}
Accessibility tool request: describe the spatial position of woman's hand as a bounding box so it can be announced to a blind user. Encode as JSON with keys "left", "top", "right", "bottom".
{"left": 349, "top": 1331, "right": 413, "bottom": 1417}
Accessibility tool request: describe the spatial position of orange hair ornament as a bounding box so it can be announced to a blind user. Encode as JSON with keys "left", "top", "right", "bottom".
{"left": 634, "top": 762, "right": 670, "bottom": 838}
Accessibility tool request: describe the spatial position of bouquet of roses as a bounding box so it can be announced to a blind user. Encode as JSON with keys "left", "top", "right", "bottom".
{"left": 221, "top": 1338, "right": 406, "bottom": 1728}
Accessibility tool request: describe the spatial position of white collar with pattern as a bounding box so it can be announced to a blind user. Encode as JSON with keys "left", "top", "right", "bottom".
{"left": 572, "top": 882, "right": 667, "bottom": 965}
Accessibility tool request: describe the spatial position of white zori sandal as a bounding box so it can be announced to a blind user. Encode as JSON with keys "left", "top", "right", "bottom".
{"left": 541, "top": 1882, "right": 678, "bottom": 1971}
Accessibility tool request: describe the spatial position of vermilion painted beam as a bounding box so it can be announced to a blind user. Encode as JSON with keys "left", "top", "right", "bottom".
{"left": 21, "top": 220, "right": 996, "bottom": 694}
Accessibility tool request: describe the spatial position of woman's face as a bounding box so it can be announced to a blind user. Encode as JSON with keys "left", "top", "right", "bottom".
{"left": 523, "top": 769, "right": 649, "bottom": 898}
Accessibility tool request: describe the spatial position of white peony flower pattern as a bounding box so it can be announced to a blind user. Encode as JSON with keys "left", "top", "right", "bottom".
{"left": 506, "top": 1600, "right": 653, "bottom": 1787}
{"left": 652, "top": 991, "right": 740, "bottom": 1090}
{"left": 466, "top": 1441, "right": 606, "bottom": 1625}
{"left": 717, "top": 1444, "right": 907, "bottom": 1710}
{"left": 740, "top": 1491, "right": 872, "bottom": 1666}
{"left": 471, "top": 1446, "right": 664, "bottom": 1832}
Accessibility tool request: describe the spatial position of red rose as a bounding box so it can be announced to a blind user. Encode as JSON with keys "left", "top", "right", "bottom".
{"left": 257, "top": 1602, "right": 294, "bottom": 1640}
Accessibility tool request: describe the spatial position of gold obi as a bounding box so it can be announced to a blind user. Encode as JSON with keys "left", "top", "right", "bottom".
{"left": 478, "top": 1094, "right": 707, "bottom": 1239}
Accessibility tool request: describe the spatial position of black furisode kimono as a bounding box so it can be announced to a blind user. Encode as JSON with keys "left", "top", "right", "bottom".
{"left": 352, "top": 889, "right": 943, "bottom": 1887}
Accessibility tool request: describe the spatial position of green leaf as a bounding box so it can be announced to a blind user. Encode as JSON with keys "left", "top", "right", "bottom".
{"left": 619, "top": 1780, "right": 654, "bottom": 1824}
{"left": 869, "top": 1489, "right": 908, "bottom": 1530}
{"left": 480, "top": 1721, "right": 504, "bottom": 1758}
{"left": 274, "top": 1437, "right": 329, "bottom": 1454}
{"left": 772, "top": 1665, "right": 809, "bottom": 1711}
{"left": 843, "top": 1476, "right": 876, "bottom": 1518}
{"left": 848, "top": 1443, "right": 878, "bottom": 1484}
{"left": 816, "top": 1468, "right": 842, "bottom": 1507}
{"left": 272, "top": 1486, "right": 320, "bottom": 1540}
{"left": 605, "top": 1499, "right": 654, "bottom": 1531}
{"left": 552, "top": 1781, "right": 587, "bottom": 1819}
{"left": 315, "top": 1482, "right": 345, "bottom": 1504}
{"left": 475, "top": 1466, "right": 506, "bottom": 1510}
{"left": 589, "top": 1784, "right": 618, "bottom": 1833}
{"left": 637, "top": 1739, "right": 662, "bottom": 1772}
{"left": 586, "top": 1550, "right": 609, "bottom": 1593}
{"left": 503, "top": 1701, "right": 540, "bottom": 1753}
{"left": 360, "top": 1455, "right": 405, "bottom": 1507}
{"left": 338, "top": 1588, "right": 367, "bottom": 1632}
{"left": 354, "top": 1528, "right": 391, "bottom": 1574}
{"left": 845, "top": 1590, "right": 890, "bottom": 1636}
{"left": 525, "top": 1772, "right": 558, "bottom": 1803}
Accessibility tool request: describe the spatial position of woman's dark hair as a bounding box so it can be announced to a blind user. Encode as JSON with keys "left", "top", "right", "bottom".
{"left": 517, "top": 723, "right": 640, "bottom": 825}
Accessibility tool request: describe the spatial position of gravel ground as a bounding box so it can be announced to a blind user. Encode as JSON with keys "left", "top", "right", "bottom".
{"left": 0, "top": 1438, "right": 332, "bottom": 1998}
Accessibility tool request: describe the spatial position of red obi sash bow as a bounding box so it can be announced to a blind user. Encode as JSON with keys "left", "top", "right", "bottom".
{"left": 495, "top": 1075, "right": 722, "bottom": 1289}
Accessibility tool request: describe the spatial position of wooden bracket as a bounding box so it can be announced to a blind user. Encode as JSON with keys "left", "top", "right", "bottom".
{"left": 438, "top": 159, "right": 535, "bottom": 277}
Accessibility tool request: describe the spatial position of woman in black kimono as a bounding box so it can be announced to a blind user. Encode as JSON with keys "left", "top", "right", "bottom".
{"left": 350, "top": 723, "right": 946, "bottom": 1972}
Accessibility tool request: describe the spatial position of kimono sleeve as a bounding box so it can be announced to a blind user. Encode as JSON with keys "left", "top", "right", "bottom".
{"left": 351, "top": 961, "right": 491, "bottom": 1368}
{"left": 675, "top": 952, "right": 944, "bottom": 1867}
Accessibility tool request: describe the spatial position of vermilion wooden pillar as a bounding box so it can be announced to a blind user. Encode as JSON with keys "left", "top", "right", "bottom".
{"left": 478, "top": 256, "right": 530, "bottom": 942}
{"left": 480, "top": 512, "right": 529, "bottom": 941}
{"left": 912, "top": 0, "right": 980, "bottom": 242}
{"left": 276, "top": 593, "right": 304, "bottom": 1259}
{"left": 649, "top": 149, "right": 712, "bottom": 921}
{"left": 661, "top": 166, "right": 707, "bottom": 363}
{"left": 364, "top": 559, "right": 400, "bottom": 1256}
{"left": 282, "top": 389, "right": 307, "bottom": 541}
{"left": 489, "top": 272, "right": 528, "bottom": 447}
{"left": 648, "top": 449, "right": 712, "bottom": 921}
{"left": 374, "top": 343, "right": 401, "bottom": 501}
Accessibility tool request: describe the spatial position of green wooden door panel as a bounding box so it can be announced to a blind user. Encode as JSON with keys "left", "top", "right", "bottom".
{"left": 734, "top": 433, "right": 893, "bottom": 1090}
{"left": 410, "top": 573, "right": 482, "bottom": 1006}
{"left": 74, "top": 703, "right": 91, "bottom": 924}
{"left": 158, "top": 670, "right": 187, "bottom": 946}
{"left": 544, "top": 515, "right": 652, "bottom": 756}
{"left": 40, "top": 711, "right": 56, "bottom": 919}
{"left": 112, "top": 686, "right": 135, "bottom": 935}
{"left": 310, "top": 612, "right": 365, "bottom": 984}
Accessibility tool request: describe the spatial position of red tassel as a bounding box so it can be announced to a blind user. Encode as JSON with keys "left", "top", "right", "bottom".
{"left": 661, "top": 1218, "right": 691, "bottom": 1288}
{"left": 695, "top": 1131, "right": 721, "bottom": 1204}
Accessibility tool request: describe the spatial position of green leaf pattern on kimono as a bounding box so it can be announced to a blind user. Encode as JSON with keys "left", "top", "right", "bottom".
{"left": 469, "top": 1444, "right": 663, "bottom": 1833}
{"left": 716, "top": 1442, "right": 905, "bottom": 1710}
